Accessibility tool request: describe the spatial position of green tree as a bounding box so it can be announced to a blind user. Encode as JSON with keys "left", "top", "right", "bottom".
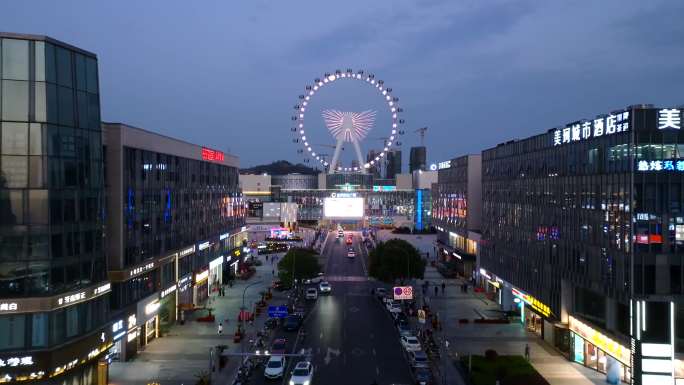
{"left": 277, "top": 247, "right": 321, "bottom": 286}
{"left": 368, "top": 239, "right": 425, "bottom": 283}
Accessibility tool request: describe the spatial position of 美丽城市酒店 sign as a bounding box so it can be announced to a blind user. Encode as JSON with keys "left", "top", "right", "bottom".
{"left": 552, "top": 111, "right": 630, "bottom": 146}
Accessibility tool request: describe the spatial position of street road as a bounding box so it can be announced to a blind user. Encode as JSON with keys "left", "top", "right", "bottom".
{"left": 249, "top": 231, "right": 413, "bottom": 385}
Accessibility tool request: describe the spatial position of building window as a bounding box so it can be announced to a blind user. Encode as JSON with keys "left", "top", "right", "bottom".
{"left": 31, "top": 313, "right": 47, "bottom": 347}
{"left": 0, "top": 314, "right": 26, "bottom": 350}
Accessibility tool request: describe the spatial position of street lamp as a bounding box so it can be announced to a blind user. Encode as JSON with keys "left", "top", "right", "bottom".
{"left": 241, "top": 280, "right": 262, "bottom": 355}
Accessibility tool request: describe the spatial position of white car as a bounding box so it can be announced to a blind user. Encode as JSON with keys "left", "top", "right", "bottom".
{"left": 264, "top": 355, "right": 286, "bottom": 379}
{"left": 305, "top": 288, "right": 318, "bottom": 300}
{"left": 289, "top": 361, "right": 314, "bottom": 385}
{"left": 401, "top": 335, "right": 422, "bottom": 352}
{"left": 304, "top": 273, "right": 324, "bottom": 284}
{"left": 386, "top": 300, "right": 402, "bottom": 313}
{"left": 319, "top": 281, "right": 331, "bottom": 294}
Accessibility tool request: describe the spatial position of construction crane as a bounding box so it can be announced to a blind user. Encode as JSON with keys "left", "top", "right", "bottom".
{"left": 414, "top": 127, "right": 428, "bottom": 146}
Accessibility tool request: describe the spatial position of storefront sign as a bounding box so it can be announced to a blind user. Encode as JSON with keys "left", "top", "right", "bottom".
{"left": 209, "top": 256, "right": 224, "bottom": 270}
{"left": 130, "top": 262, "right": 154, "bottom": 277}
{"left": 57, "top": 292, "right": 85, "bottom": 306}
{"left": 201, "top": 147, "right": 225, "bottom": 162}
{"left": 198, "top": 241, "right": 211, "bottom": 251}
{"left": 0, "top": 302, "right": 18, "bottom": 312}
{"left": 659, "top": 108, "right": 681, "bottom": 130}
{"left": 219, "top": 232, "right": 230, "bottom": 241}
{"left": 145, "top": 300, "right": 160, "bottom": 315}
{"left": 178, "top": 275, "right": 192, "bottom": 292}
{"left": 179, "top": 245, "right": 196, "bottom": 258}
{"left": 569, "top": 316, "right": 630, "bottom": 365}
{"left": 479, "top": 268, "right": 491, "bottom": 280}
{"left": 511, "top": 288, "right": 551, "bottom": 317}
{"left": 0, "top": 356, "right": 33, "bottom": 367}
{"left": 93, "top": 283, "right": 111, "bottom": 295}
{"left": 393, "top": 286, "right": 413, "bottom": 300}
{"left": 127, "top": 314, "right": 137, "bottom": 330}
{"left": 372, "top": 185, "right": 397, "bottom": 192}
{"left": 161, "top": 285, "right": 177, "bottom": 298}
{"left": 195, "top": 270, "right": 209, "bottom": 284}
{"left": 112, "top": 320, "right": 124, "bottom": 333}
{"left": 241, "top": 226, "right": 248, "bottom": 232}
{"left": 438, "top": 160, "right": 451, "bottom": 170}
{"left": 127, "top": 329, "right": 138, "bottom": 342}
{"left": 553, "top": 111, "right": 630, "bottom": 146}
{"left": 330, "top": 192, "right": 357, "bottom": 198}
{"left": 637, "top": 159, "right": 684, "bottom": 172}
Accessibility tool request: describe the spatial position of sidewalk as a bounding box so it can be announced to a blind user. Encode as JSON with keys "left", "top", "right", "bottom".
{"left": 109, "top": 255, "right": 287, "bottom": 385}
{"left": 419, "top": 265, "right": 607, "bottom": 385}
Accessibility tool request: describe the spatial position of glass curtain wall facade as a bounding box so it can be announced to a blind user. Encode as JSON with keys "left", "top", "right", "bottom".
{"left": 480, "top": 105, "right": 684, "bottom": 383}
{"left": 0, "top": 34, "right": 109, "bottom": 385}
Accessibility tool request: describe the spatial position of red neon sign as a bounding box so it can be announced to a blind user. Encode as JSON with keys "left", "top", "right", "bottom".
{"left": 201, "top": 147, "right": 224, "bottom": 162}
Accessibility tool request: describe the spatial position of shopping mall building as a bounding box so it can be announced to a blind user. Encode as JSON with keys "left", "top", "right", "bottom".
{"left": 476, "top": 104, "right": 684, "bottom": 384}
{"left": 102, "top": 123, "right": 246, "bottom": 363}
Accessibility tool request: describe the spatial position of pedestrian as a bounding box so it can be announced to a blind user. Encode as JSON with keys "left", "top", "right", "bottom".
{"left": 272, "top": 269, "right": 275, "bottom": 277}
{"left": 524, "top": 343, "right": 530, "bottom": 360}
{"left": 441, "top": 282, "right": 446, "bottom": 294}
{"left": 434, "top": 286, "right": 438, "bottom": 296}
{"left": 218, "top": 322, "right": 223, "bottom": 335}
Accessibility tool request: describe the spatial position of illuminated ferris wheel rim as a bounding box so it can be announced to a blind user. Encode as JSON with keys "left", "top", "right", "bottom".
{"left": 293, "top": 69, "right": 402, "bottom": 172}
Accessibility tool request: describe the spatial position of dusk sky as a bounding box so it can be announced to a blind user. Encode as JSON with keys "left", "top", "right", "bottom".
{"left": 3, "top": 0, "right": 683, "bottom": 168}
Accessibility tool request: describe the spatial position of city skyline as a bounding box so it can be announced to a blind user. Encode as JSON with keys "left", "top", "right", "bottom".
{"left": 1, "top": 0, "right": 683, "bottom": 167}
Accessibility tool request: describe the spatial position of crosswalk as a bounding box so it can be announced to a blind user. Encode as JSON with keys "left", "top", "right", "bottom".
{"left": 325, "top": 275, "right": 368, "bottom": 282}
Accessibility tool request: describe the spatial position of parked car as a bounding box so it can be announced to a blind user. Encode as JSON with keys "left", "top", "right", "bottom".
{"left": 414, "top": 366, "right": 433, "bottom": 385}
{"left": 386, "top": 300, "right": 402, "bottom": 313}
{"left": 400, "top": 335, "right": 422, "bottom": 352}
{"left": 264, "top": 355, "right": 286, "bottom": 379}
{"left": 305, "top": 288, "right": 318, "bottom": 300}
{"left": 304, "top": 273, "right": 325, "bottom": 284}
{"left": 397, "top": 322, "right": 412, "bottom": 337}
{"left": 289, "top": 361, "right": 314, "bottom": 385}
{"left": 319, "top": 281, "right": 331, "bottom": 294}
{"left": 270, "top": 338, "right": 287, "bottom": 355}
{"left": 409, "top": 350, "right": 430, "bottom": 369}
{"left": 375, "top": 287, "right": 387, "bottom": 299}
{"left": 393, "top": 312, "right": 408, "bottom": 324}
{"left": 283, "top": 315, "right": 301, "bottom": 331}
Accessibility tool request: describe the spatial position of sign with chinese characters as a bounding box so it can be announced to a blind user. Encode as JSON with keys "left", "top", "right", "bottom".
{"left": 179, "top": 245, "right": 196, "bottom": 258}
{"left": 160, "top": 284, "right": 176, "bottom": 299}
{"left": 658, "top": 108, "right": 681, "bottom": 130}
{"left": 438, "top": 160, "right": 452, "bottom": 169}
{"left": 569, "top": 316, "right": 629, "bottom": 365}
{"left": 372, "top": 185, "right": 397, "bottom": 192}
{"left": 511, "top": 288, "right": 551, "bottom": 317}
{"left": 219, "top": 232, "right": 229, "bottom": 241}
{"left": 127, "top": 314, "right": 137, "bottom": 330}
{"left": 57, "top": 292, "right": 85, "bottom": 306}
{"left": 0, "top": 356, "right": 34, "bottom": 367}
{"left": 637, "top": 159, "right": 684, "bottom": 172}
{"left": 198, "top": 241, "right": 211, "bottom": 251}
{"left": 553, "top": 111, "right": 630, "bottom": 146}
{"left": 112, "top": 320, "right": 124, "bottom": 333}
{"left": 0, "top": 303, "right": 18, "bottom": 312}
{"left": 201, "top": 147, "right": 225, "bottom": 162}
{"left": 93, "top": 283, "right": 111, "bottom": 296}
{"left": 393, "top": 286, "right": 413, "bottom": 300}
{"left": 129, "top": 262, "right": 154, "bottom": 277}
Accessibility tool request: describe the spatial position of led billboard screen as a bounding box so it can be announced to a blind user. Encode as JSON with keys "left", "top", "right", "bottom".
{"left": 324, "top": 197, "right": 364, "bottom": 218}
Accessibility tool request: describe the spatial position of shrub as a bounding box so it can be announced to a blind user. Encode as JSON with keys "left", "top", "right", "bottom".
{"left": 485, "top": 349, "right": 498, "bottom": 360}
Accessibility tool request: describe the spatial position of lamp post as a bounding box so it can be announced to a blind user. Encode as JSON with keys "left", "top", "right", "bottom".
{"left": 241, "top": 280, "right": 262, "bottom": 355}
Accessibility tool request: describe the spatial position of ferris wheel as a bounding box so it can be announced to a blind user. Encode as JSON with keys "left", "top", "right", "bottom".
{"left": 291, "top": 69, "right": 405, "bottom": 173}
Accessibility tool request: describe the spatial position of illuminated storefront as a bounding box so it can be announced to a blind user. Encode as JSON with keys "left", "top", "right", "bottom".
{"left": 193, "top": 270, "right": 209, "bottom": 305}
{"left": 208, "top": 256, "right": 224, "bottom": 295}
{"left": 570, "top": 316, "right": 630, "bottom": 384}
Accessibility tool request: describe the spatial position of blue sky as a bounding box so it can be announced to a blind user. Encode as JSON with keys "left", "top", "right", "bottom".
{"left": 2, "top": 0, "right": 683, "bottom": 167}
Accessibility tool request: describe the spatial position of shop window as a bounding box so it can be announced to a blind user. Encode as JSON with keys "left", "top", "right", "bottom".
{"left": 0, "top": 314, "right": 26, "bottom": 350}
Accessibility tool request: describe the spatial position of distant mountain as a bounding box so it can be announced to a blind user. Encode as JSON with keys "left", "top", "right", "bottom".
{"left": 241, "top": 160, "right": 319, "bottom": 175}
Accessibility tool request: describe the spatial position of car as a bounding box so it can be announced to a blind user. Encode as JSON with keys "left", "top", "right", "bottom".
{"left": 414, "top": 366, "right": 433, "bottom": 385}
{"left": 338, "top": 231, "right": 344, "bottom": 238}
{"left": 319, "top": 281, "right": 331, "bottom": 294}
{"left": 375, "top": 287, "right": 387, "bottom": 299}
{"left": 304, "top": 273, "right": 324, "bottom": 284}
{"left": 283, "top": 315, "right": 301, "bottom": 331}
{"left": 305, "top": 288, "right": 318, "bottom": 300}
{"left": 264, "top": 355, "right": 286, "bottom": 379}
{"left": 347, "top": 250, "right": 356, "bottom": 258}
{"left": 387, "top": 301, "right": 402, "bottom": 313}
{"left": 270, "top": 338, "right": 287, "bottom": 355}
{"left": 397, "top": 322, "right": 412, "bottom": 337}
{"left": 409, "top": 350, "right": 430, "bottom": 369}
{"left": 272, "top": 280, "right": 291, "bottom": 292}
{"left": 289, "top": 361, "right": 314, "bottom": 385}
{"left": 401, "top": 335, "right": 422, "bottom": 351}
{"left": 394, "top": 312, "right": 409, "bottom": 325}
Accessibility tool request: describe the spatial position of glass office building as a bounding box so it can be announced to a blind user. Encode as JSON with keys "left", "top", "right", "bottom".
{"left": 103, "top": 123, "right": 246, "bottom": 362}
{"left": 480, "top": 105, "right": 684, "bottom": 383}
{"left": 0, "top": 33, "right": 110, "bottom": 385}
{"left": 432, "top": 155, "right": 481, "bottom": 277}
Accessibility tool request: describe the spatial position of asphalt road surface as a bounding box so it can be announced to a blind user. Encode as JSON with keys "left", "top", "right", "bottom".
{"left": 249, "top": 231, "right": 413, "bottom": 385}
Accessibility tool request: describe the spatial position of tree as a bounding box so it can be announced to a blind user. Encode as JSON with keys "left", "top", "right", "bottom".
{"left": 277, "top": 247, "right": 321, "bottom": 286}
{"left": 368, "top": 239, "right": 425, "bottom": 283}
